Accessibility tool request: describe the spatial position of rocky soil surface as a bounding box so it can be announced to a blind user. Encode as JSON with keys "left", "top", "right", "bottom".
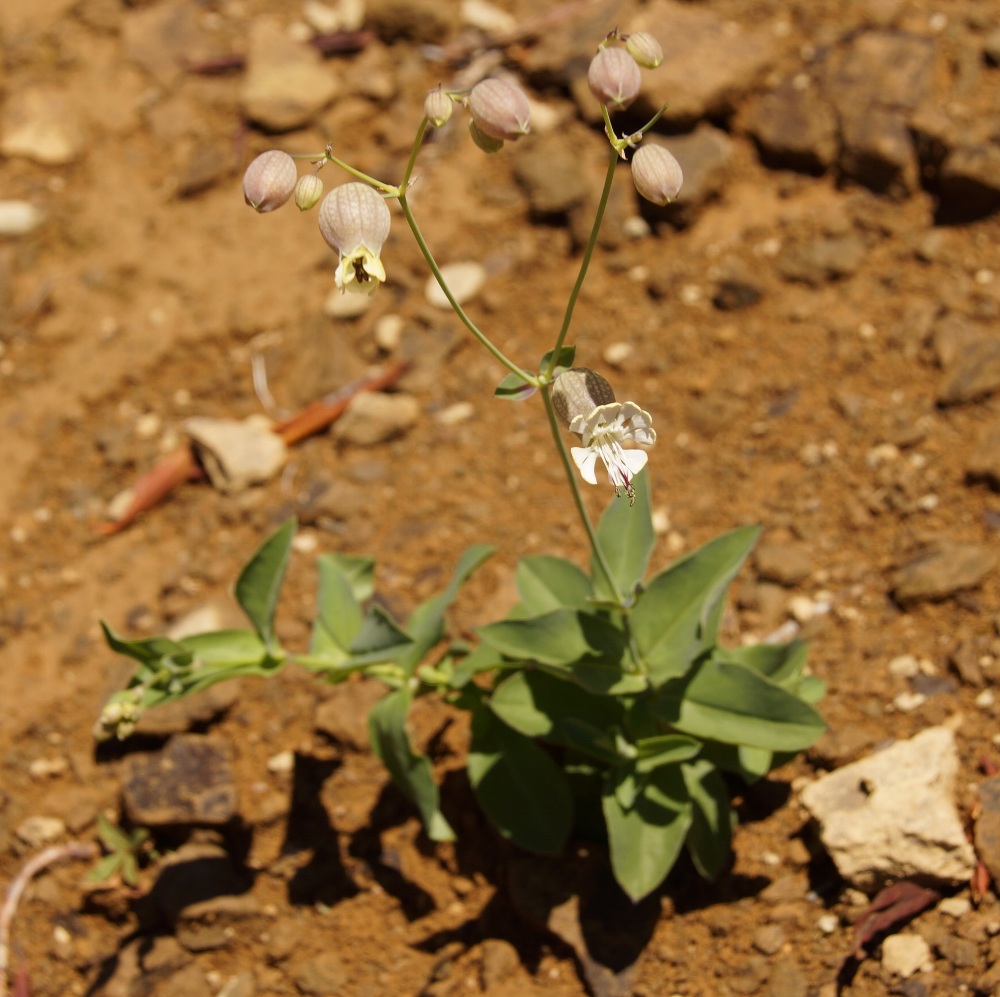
{"left": 2, "top": 0, "right": 1000, "bottom": 995}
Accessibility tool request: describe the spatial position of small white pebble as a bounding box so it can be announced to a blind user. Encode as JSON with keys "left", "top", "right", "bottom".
{"left": 267, "top": 750, "right": 295, "bottom": 774}
{"left": 680, "top": 284, "right": 702, "bottom": 304}
{"left": 976, "top": 689, "right": 995, "bottom": 708}
{"left": 426, "top": 262, "right": 486, "bottom": 308}
{"left": 891, "top": 690, "right": 927, "bottom": 713}
{"left": 436, "top": 402, "right": 474, "bottom": 426}
{"left": 622, "top": 216, "right": 651, "bottom": 239}
{"left": 627, "top": 265, "right": 649, "bottom": 283}
{"left": 665, "top": 531, "right": 685, "bottom": 555}
{"left": 888, "top": 654, "right": 920, "bottom": 678}
{"left": 292, "top": 532, "right": 318, "bottom": 554}
{"left": 916, "top": 494, "right": 939, "bottom": 511}
{"left": 173, "top": 388, "right": 191, "bottom": 407}
{"left": 651, "top": 506, "right": 671, "bottom": 535}
{"left": 10, "top": 525, "right": 27, "bottom": 543}
{"left": 374, "top": 314, "right": 404, "bottom": 352}
{"left": 817, "top": 913, "right": 839, "bottom": 935}
{"left": 858, "top": 322, "right": 876, "bottom": 340}
{"left": 106, "top": 489, "right": 134, "bottom": 523}
{"left": 135, "top": 413, "right": 162, "bottom": 439}
{"left": 323, "top": 287, "right": 371, "bottom": 319}
{"left": 28, "top": 756, "right": 69, "bottom": 779}
{"left": 939, "top": 896, "right": 972, "bottom": 918}
{"left": 33, "top": 507, "right": 52, "bottom": 523}
{"left": 755, "top": 236, "right": 782, "bottom": 257}
{"left": 974, "top": 268, "right": 994, "bottom": 285}
{"left": 16, "top": 815, "right": 66, "bottom": 847}
{"left": 928, "top": 11, "right": 948, "bottom": 31}
{"left": 866, "top": 442, "right": 900, "bottom": 468}
{"left": 603, "top": 342, "right": 634, "bottom": 368}
{"left": 788, "top": 595, "right": 820, "bottom": 623}
{"left": 0, "top": 200, "right": 45, "bottom": 236}
{"left": 761, "top": 851, "right": 781, "bottom": 866}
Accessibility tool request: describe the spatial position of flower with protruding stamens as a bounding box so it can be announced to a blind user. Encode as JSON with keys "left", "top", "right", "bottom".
{"left": 318, "top": 183, "right": 391, "bottom": 295}
{"left": 552, "top": 368, "right": 656, "bottom": 503}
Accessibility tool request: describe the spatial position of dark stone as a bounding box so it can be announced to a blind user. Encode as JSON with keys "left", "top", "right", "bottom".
{"left": 777, "top": 234, "right": 867, "bottom": 285}
{"left": 742, "top": 78, "right": 838, "bottom": 172}
{"left": 292, "top": 952, "right": 348, "bottom": 995}
{"left": 975, "top": 775, "right": 1000, "bottom": 886}
{"left": 939, "top": 143, "right": 1000, "bottom": 222}
{"left": 938, "top": 336, "right": 1000, "bottom": 405}
{"left": 713, "top": 279, "right": 763, "bottom": 311}
{"left": 839, "top": 106, "right": 917, "bottom": 195}
{"left": 122, "top": 734, "right": 237, "bottom": 826}
{"left": 967, "top": 419, "right": 1000, "bottom": 489}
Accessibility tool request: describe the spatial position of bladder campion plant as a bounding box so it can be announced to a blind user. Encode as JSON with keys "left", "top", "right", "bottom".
{"left": 96, "top": 30, "right": 825, "bottom": 902}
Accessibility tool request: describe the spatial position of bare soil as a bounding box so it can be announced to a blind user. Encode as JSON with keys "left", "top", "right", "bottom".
{"left": 2, "top": 1, "right": 1000, "bottom": 995}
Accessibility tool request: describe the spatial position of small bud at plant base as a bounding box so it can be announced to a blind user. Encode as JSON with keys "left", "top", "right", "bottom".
{"left": 468, "top": 78, "right": 531, "bottom": 141}
{"left": 294, "top": 174, "right": 324, "bottom": 211}
{"left": 631, "top": 144, "right": 683, "bottom": 205}
{"left": 424, "top": 86, "right": 453, "bottom": 127}
{"left": 587, "top": 47, "right": 642, "bottom": 110}
{"left": 551, "top": 368, "right": 616, "bottom": 428}
{"left": 318, "top": 182, "right": 392, "bottom": 296}
{"left": 468, "top": 119, "right": 504, "bottom": 154}
{"left": 243, "top": 150, "right": 298, "bottom": 213}
{"left": 624, "top": 32, "right": 663, "bottom": 69}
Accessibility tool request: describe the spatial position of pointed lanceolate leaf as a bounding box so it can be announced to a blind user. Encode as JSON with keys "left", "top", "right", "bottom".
{"left": 468, "top": 701, "right": 573, "bottom": 855}
{"left": 515, "top": 556, "right": 593, "bottom": 615}
{"left": 478, "top": 608, "right": 594, "bottom": 666}
{"left": 100, "top": 621, "right": 192, "bottom": 671}
{"left": 397, "top": 545, "right": 494, "bottom": 675}
{"left": 494, "top": 371, "right": 537, "bottom": 400}
{"left": 368, "top": 687, "right": 455, "bottom": 842}
{"left": 592, "top": 467, "right": 655, "bottom": 604}
{"left": 310, "top": 554, "right": 374, "bottom": 658}
{"left": 539, "top": 345, "right": 576, "bottom": 377}
{"left": 651, "top": 659, "right": 826, "bottom": 752}
{"left": 630, "top": 525, "right": 761, "bottom": 684}
{"left": 682, "top": 759, "right": 735, "bottom": 879}
{"left": 234, "top": 518, "right": 296, "bottom": 651}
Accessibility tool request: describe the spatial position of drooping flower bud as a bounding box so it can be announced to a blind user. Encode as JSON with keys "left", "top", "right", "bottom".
{"left": 318, "top": 183, "right": 392, "bottom": 296}
{"left": 587, "top": 47, "right": 642, "bottom": 110}
{"left": 294, "top": 174, "right": 324, "bottom": 211}
{"left": 468, "top": 78, "right": 531, "bottom": 141}
{"left": 424, "top": 86, "right": 454, "bottom": 127}
{"left": 469, "top": 119, "right": 504, "bottom": 154}
{"left": 551, "top": 368, "right": 616, "bottom": 428}
{"left": 631, "top": 144, "right": 683, "bottom": 205}
{"left": 242, "top": 150, "right": 298, "bottom": 213}
{"left": 624, "top": 32, "right": 663, "bottom": 69}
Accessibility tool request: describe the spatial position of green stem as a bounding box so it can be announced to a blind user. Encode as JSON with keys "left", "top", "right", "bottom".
{"left": 397, "top": 194, "right": 534, "bottom": 382}
{"left": 540, "top": 385, "right": 622, "bottom": 604}
{"left": 398, "top": 116, "right": 431, "bottom": 192}
{"left": 324, "top": 150, "right": 399, "bottom": 195}
{"left": 543, "top": 147, "right": 619, "bottom": 381}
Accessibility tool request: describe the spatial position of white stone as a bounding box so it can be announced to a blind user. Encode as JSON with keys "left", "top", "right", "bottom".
{"left": 938, "top": 896, "right": 972, "bottom": 917}
{"left": 323, "top": 286, "right": 372, "bottom": 319}
{"left": 816, "top": 913, "right": 839, "bottom": 935}
{"left": 602, "top": 342, "right": 634, "bottom": 368}
{"left": 460, "top": 0, "right": 516, "bottom": 33}
{"left": 892, "top": 690, "right": 926, "bottom": 712}
{"left": 0, "top": 200, "right": 44, "bottom": 235}
{"left": 435, "top": 402, "right": 474, "bottom": 426}
{"left": 267, "top": 750, "right": 295, "bottom": 774}
{"left": 425, "top": 262, "right": 486, "bottom": 308}
{"left": 374, "top": 314, "right": 404, "bottom": 351}
{"left": 184, "top": 415, "right": 287, "bottom": 493}
{"left": 799, "top": 727, "right": 976, "bottom": 889}
{"left": 888, "top": 653, "right": 920, "bottom": 677}
{"left": 335, "top": 391, "right": 420, "bottom": 445}
{"left": 881, "top": 933, "right": 931, "bottom": 978}
{"left": 0, "top": 87, "right": 85, "bottom": 165}
{"left": 16, "top": 815, "right": 66, "bottom": 848}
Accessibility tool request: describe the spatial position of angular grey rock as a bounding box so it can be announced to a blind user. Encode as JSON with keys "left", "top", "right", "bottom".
{"left": 938, "top": 336, "right": 1000, "bottom": 405}
{"left": 891, "top": 540, "right": 997, "bottom": 603}
{"left": 940, "top": 143, "right": 1000, "bottom": 221}
{"left": 800, "top": 727, "right": 976, "bottom": 889}
{"left": 122, "top": 735, "right": 238, "bottom": 826}
{"left": 741, "top": 78, "right": 839, "bottom": 172}
{"left": 967, "top": 419, "right": 1000, "bottom": 489}
{"left": 974, "top": 775, "right": 1000, "bottom": 886}
{"left": 755, "top": 542, "right": 812, "bottom": 587}
{"left": 334, "top": 391, "right": 420, "bottom": 445}
{"left": 514, "top": 135, "right": 590, "bottom": 216}
{"left": 839, "top": 105, "right": 918, "bottom": 195}
{"left": 777, "top": 234, "right": 867, "bottom": 285}
{"left": 631, "top": 0, "right": 778, "bottom": 123}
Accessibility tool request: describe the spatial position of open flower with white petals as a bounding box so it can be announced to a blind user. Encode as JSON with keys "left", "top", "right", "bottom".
{"left": 570, "top": 402, "right": 656, "bottom": 503}
{"left": 551, "top": 368, "right": 656, "bottom": 504}
{"left": 318, "top": 182, "right": 391, "bottom": 296}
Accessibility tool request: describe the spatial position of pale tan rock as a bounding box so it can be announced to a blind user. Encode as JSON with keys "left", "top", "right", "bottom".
{"left": 334, "top": 391, "right": 420, "bottom": 445}
{"left": 184, "top": 415, "right": 287, "bottom": 493}
{"left": 1, "top": 87, "right": 86, "bottom": 165}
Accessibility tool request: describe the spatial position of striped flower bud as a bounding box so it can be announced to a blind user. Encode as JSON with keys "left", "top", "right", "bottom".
{"left": 294, "top": 174, "right": 324, "bottom": 211}
{"left": 318, "top": 183, "right": 392, "bottom": 296}
{"left": 587, "top": 47, "right": 642, "bottom": 110}
{"left": 243, "top": 150, "right": 298, "bottom": 213}
{"left": 424, "top": 86, "right": 454, "bottom": 127}
{"left": 468, "top": 78, "right": 531, "bottom": 141}
{"left": 624, "top": 32, "right": 663, "bottom": 69}
{"left": 631, "top": 144, "right": 683, "bottom": 205}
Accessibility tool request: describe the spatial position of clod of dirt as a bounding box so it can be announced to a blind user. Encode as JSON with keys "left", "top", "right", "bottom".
{"left": 799, "top": 726, "right": 976, "bottom": 890}
{"left": 122, "top": 735, "right": 238, "bottom": 827}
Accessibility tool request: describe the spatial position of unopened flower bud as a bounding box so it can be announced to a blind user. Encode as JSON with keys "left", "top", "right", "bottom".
{"left": 294, "top": 174, "right": 324, "bottom": 211}
{"left": 631, "top": 144, "right": 683, "bottom": 205}
{"left": 469, "top": 119, "right": 504, "bottom": 154}
{"left": 424, "top": 86, "right": 453, "bottom": 127}
{"left": 468, "top": 78, "right": 531, "bottom": 141}
{"left": 624, "top": 32, "right": 663, "bottom": 69}
{"left": 243, "top": 150, "right": 298, "bottom": 213}
{"left": 587, "top": 47, "right": 642, "bottom": 110}
{"left": 551, "top": 368, "right": 616, "bottom": 428}
{"left": 318, "top": 183, "right": 392, "bottom": 295}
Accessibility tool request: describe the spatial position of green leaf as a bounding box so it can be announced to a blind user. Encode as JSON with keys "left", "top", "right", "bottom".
{"left": 95, "top": 812, "right": 130, "bottom": 851}
{"left": 682, "top": 760, "right": 735, "bottom": 879}
{"left": 468, "top": 701, "right": 573, "bottom": 855}
{"left": 494, "top": 371, "right": 538, "bottom": 400}
{"left": 448, "top": 642, "right": 508, "bottom": 688}
{"left": 713, "top": 640, "right": 809, "bottom": 688}
{"left": 397, "top": 545, "right": 494, "bottom": 676}
{"left": 87, "top": 853, "right": 124, "bottom": 884}
{"left": 634, "top": 734, "right": 702, "bottom": 773}
{"left": 651, "top": 659, "right": 826, "bottom": 752}
{"left": 368, "top": 687, "right": 454, "bottom": 841}
{"left": 234, "top": 518, "right": 296, "bottom": 651}
{"left": 180, "top": 629, "right": 268, "bottom": 667}
{"left": 539, "top": 345, "right": 576, "bottom": 376}
{"left": 310, "top": 555, "right": 368, "bottom": 658}
{"left": 489, "top": 671, "right": 624, "bottom": 747}
{"left": 630, "top": 525, "right": 761, "bottom": 684}
{"left": 602, "top": 772, "right": 692, "bottom": 901}
{"left": 515, "top": 556, "right": 592, "bottom": 615}
{"left": 592, "top": 468, "right": 655, "bottom": 603}
{"left": 478, "top": 609, "right": 594, "bottom": 666}
{"left": 100, "top": 622, "right": 192, "bottom": 670}
{"left": 351, "top": 605, "right": 412, "bottom": 657}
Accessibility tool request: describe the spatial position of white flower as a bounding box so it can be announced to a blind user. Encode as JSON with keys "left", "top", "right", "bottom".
{"left": 569, "top": 401, "right": 656, "bottom": 503}
{"left": 318, "top": 183, "right": 391, "bottom": 296}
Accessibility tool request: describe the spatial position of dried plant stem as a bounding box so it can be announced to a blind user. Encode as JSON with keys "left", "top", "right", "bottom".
{"left": 0, "top": 842, "right": 98, "bottom": 997}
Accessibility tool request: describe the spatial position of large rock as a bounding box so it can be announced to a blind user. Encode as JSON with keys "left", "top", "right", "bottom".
{"left": 630, "top": 0, "right": 778, "bottom": 123}
{"left": 891, "top": 540, "right": 997, "bottom": 603}
{"left": 800, "top": 727, "right": 976, "bottom": 889}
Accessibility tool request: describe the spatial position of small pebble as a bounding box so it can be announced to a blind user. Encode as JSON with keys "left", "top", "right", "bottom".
{"left": 817, "top": 913, "right": 839, "bottom": 935}
{"left": 603, "top": 342, "right": 633, "bottom": 368}
{"left": 267, "top": 750, "right": 295, "bottom": 774}
{"left": 938, "top": 896, "right": 972, "bottom": 917}
{"left": 622, "top": 216, "right": 651, "bottom": 239}
{"left": 28, "top": 756, "right": 69, "bottom": 779}
{"left": 16, "top": 815, "right": 66, "bottom": 848}
{"left": 425, "top": 262, "right": 486, "bottom": 308}
{"left": 881, "top": 933, "right": 931, "bottom": 978}
{"left": 292, "top": 532, "right": 318, "bottom": 554}
{"left": 323, "top": 287, "right": 372, "bottom": 319}
{"left": 435, "top": 402, "right": 474, "bottom": 426}
{"left": 892, "top": 690, "right": 927, "bottom": 712}
{"left": 976, "top": 689, "right": 995, "bottom": 708}
{"left": 135, "top": 413, "right": 162, "bottom": 439}
{"left": 888, "top": 654, "right": 920, "bottom": 678}
{"left": 374, "top": 314, "right": 404, "bottom": 352}
{"left": 0, "top": 200, "right": 45, "bottom": 236}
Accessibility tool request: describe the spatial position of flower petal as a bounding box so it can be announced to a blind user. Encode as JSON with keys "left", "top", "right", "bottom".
{"left": 571, "top": 446, "right": 600, "bottom": 484}
{"left": 621, "top": 449, "right": 648, "bottom": 476}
